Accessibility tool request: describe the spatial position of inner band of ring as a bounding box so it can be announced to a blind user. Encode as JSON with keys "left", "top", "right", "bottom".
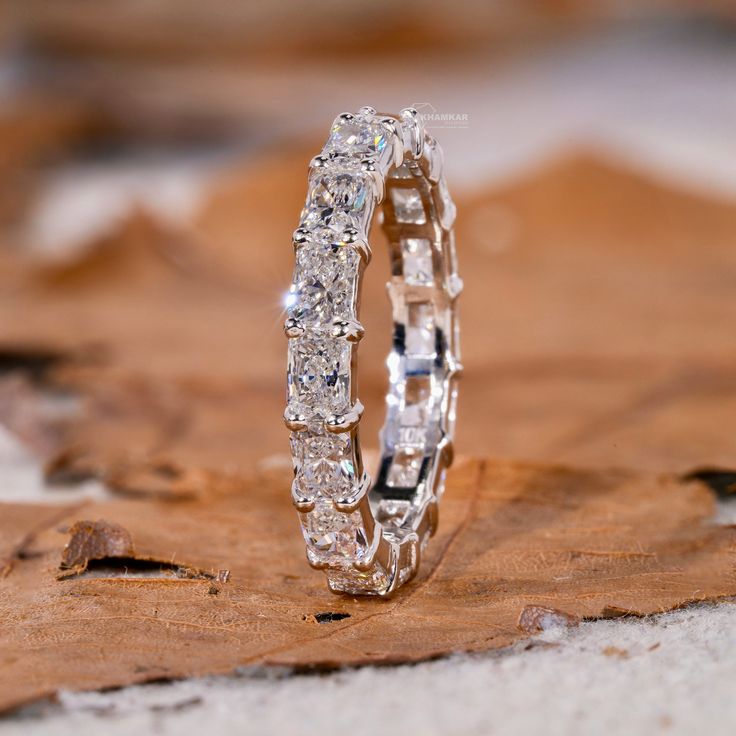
{"left": 285, "top": 107, "right": 461, "bottom": 595}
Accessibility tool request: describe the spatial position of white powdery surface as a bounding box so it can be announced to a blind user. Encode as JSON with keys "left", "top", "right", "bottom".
{"left": 2, "top": 603, "right": 734, "bottom": 736}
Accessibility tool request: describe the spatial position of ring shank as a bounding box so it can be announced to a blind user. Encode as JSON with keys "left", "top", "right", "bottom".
{"left": 285, "top": 108, "right": 460, "bottom": 596}
{"left": 370, "top": 159, "right": 460, "bottom": 543}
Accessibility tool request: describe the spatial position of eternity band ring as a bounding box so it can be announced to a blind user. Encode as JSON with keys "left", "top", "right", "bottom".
{"left": 284, "top": 106, "right": 461, "bottom": 596}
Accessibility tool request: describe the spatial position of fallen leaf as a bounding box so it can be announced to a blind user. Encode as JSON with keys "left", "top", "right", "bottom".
{"left": 1, "top": 459, "right": 735, "bottom": 713}
{"left": 60, "top": 519, "right": 135, "bottom": 573}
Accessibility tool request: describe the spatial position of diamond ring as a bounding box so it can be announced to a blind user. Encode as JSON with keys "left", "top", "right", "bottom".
{"left": 284, "top": 106, "right": 461, "bottom": 596}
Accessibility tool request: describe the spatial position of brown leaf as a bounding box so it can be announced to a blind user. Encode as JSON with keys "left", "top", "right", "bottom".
{"left": 60, "top": 519, "right": 135, "bottom": 573}
{"left": 1, "top": 459, "right": 735, "bottom": 713}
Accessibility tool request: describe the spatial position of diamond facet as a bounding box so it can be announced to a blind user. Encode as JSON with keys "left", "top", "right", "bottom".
{"left": 290, "top": 429, "right": 356, "bottom": 499}
{"left": 327, "top": 563, "right": 391, "bottom": 595}
{"left": 288, "top": 241, "right": 359, "bottom": 327}
{"left": 326, "top": 114, "right": 390, "bottom": 159}
{"left": 300, "top": 168, "right": 371, "bottom": 244}
{"left": 287, "top": 337, "right": 351, "bottom": 417}
{"left": 301, "top": 502, "right": 369, "bottom": 564}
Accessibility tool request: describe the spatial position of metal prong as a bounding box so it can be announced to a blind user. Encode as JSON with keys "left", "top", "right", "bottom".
{"left": 437, "top": 436, "right": 454, "bottom": 468}
{"left": 447, "top": 356, "right": 464, "bottom": 378}
{"left": 334, "top": 473, "right": 371, "bottom": 513}
{"left": 360, "top": 157, "right": 385, "bottom": 201}
{"left": 358, "top": 105, "right": 377, "bottom": 116}
{"left": 339, "top": 227, "right": 372, "bottom": 265}
{"left": 309, "top": 154, "right": 330, "bottom": 170}
{"left": 284, "top": 406, "right": 308, "bottom": 432}
{"left": 440, "top": 199, "right": 456, "bottom": 231}
{"left": 291, "top": 480, "right": 315, "bottom": 512}
{"left": 447, "top": 273, "right": 464, "bottom": 300}
{"left": 306, "top": 550, "right": 330, "bottom": 570}
{"left": 381, "top": 116, "right": 404, "bottom": 169}
{"left": 324, "top": 400, "right": 364, "bottom": 434}
{"left": 420, "top": 134, "right": 443, "bottom": 183}
{"left": 353, "top": 520, "right": 384, "bottom": 572}
{"left": 400, "top": 107, "right": 425, "bottom": 160}
{"left": 337, "top": 111, "right": 355, "bottom": 123}
{"left": 427, "top": 498, "right": 440, "bottom": 537}
{"left": 284, "top": 317, "right": 305, "bottom": 339}
{"left": 331, "top": 317, "right": 364, "bottom": 343}
{"left": 292, "top": 227, "right": 310, "bottom": 248}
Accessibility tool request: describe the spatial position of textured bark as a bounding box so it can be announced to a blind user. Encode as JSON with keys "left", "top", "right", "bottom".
{"left": 1, "top": 459, "right": 735, "bottom": 713}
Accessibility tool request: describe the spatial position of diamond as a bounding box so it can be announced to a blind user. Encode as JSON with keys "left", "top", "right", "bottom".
{"left": 390, "top": 188, "right": 426, "bottom": 224}
{"left": 326, "top": 114, "right": 391, "bottom": 159}
{"left": 387, "top": 448, "right": 424, "bottom": 488}
{"left": 309, "top": 170, "right": 369, "bottom": 213}
{"left": 405, "top": 302, "right": 436, "bottom": 356}
{"left": 327, "top": 563, "right": 390, "bottom": 595}
{"left": 300, "top": 168, "right": 371, "bottom": 244}
{"left": 287, "top": 241, "right": 359, "bottom": 327}
{"left": 287, "top": 337, "right": 351, "bottom": 416}
{"left": 402, "top": 238, "right": 434, "bottom": 285}
{"left": 290, "top": 429, "right": 357, "bottom": 499}
{"left": 301, "top": 502, "right": 369, "bottom": 564}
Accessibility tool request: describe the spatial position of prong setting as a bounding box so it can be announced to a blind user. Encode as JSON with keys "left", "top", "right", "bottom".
{"left": 283, "top": 406, "right": 308, "bottom": 432}
{"left": 291, "top": 480, "right": 316, "bottom": 512}
{"left": 284, "top": 317, "right": 305, "bottom": 339}
{"left": 360, "top": 157, "right": 385, "bottom": 201}
{"left": 333, "top": 473, "right": 371, "bottom": 513}
{"left": 309, "top": 154, "right": 329, "bottom": 170}
{"left": 292, "top": 227, "right": 310, "bottom": 247}
{"left": 400, "top": 107, "right": 425, "bottom": 160}
{"left": 339, "top": 226, "right": 372, "bottom": 264}
{"left": 381, "top": 116, "right": 405, "bottom": 169}
{"left": 324, "top": 400, "right": 364, "bottom": 434}
{"left": 331, "top": 317, "right": 364, "bottom": 343}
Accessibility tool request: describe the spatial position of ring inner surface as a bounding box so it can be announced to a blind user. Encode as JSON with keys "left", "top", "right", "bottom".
{"left": 368, "top": 160, "right": 458, "bottom": 541}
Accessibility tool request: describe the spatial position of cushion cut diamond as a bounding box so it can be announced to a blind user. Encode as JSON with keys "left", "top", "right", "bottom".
{"left": 287, "top": 337, "right": 351, "bottom": 416}
{"left": 301, "top": 502, "right": 369, "bottom": 565}
{"left": 326, "top": 114, "right": 391, "bottom": 159}
{"left": 290, "top": 429, "right": 356, "bottom": 499}
{"left": 287, "top": 241, "right": 358, "bottom": 327}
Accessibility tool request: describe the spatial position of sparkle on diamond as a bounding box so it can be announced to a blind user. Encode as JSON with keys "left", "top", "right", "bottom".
{"left": 287, "top": 240, "right": 358, "bottom": 327}
{"left": 326, "top": 114, "right": 390, "bottom": 159}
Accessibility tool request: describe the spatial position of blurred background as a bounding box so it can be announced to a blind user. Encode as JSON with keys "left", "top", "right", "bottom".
{"left": 1, "top": 1, "right": 735, "bottom": 493}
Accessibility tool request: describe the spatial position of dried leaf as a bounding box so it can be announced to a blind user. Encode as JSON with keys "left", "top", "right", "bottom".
{"left": 1, "top": 459, "right": 735, "bottom": 712}
{"left": 60, "top": 519, "right": 135, "bottom": 573}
